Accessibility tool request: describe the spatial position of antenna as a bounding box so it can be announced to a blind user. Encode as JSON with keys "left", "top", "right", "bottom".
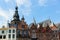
{"left": 48, "top": 16, "right": 51, "bottom": 23}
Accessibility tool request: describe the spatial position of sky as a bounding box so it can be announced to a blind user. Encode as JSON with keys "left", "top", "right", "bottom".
{"left": 0, "top": 0, "right": 60, "bottom": 27}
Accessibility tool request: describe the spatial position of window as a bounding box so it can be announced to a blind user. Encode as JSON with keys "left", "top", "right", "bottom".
{"left": 24, "top": 31, "right": 28, "bottom": 37}
{"left": 17, "top": 30, "right": 20, "bottom": 38}
{"left": 9, "top": 30, "right": 11, "bottom": 33}
{"left": 2, "top": 30, "right": 4, "bottom": 34}
{"left": 22, "top": 31, "right": 24, "bottom": 37}
{"left": 3, "top": 35, "right": 6, "bottom": 39}
{"left": 0, "top": 35, "right": 2, "bottom": 39}
{"left": 8, "top": 34, "right": 11, "bottom": 38}
{"left": 26, "top": 31, "right": 28, "bottom": 35}
{"left": 13, "top": 29, "right": 15, "bottom": 33}
{"left": 17, "top": 30, "right": 20, "bottom": 34}
{"left": 22, "top": 25, "right": 25, "bottom": 28}
{"left": 13, "top": 34, "right": 15, "bottom": 38}
{"left": 22, "top": 25, "right": 25, "bottom": 30}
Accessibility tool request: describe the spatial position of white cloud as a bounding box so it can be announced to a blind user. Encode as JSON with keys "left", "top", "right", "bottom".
{"left": 16, "top": 0, "right": 32, "bottom": 7}
{"left": 0, "top": 7, "right": 8, "bottom": 27}
{"left": 0, "top": 0, "right": 32, "bottom": 27}
{"left": 4, "top": 0, "right": 32, "bottom": 16}
{"left": 5, "top": 0, "right": 9, "bottom": 3}
{"left": 21, "top": 8, "right": 31, "bottom": 16}
{"left": 16, "top": 0, "right": 32, "bottom": 16}
{"left": 4, "top": 0, "right": 13, "bottom": 3}
{"left": 0, "top": 7, "right": 14, "bottom": 27}
{"left": 38, "top": 0, "right": 58, "bottom": 7}
{"left": 16, "top": 0, "right": 24, "bottom": 6}
{"left": 0, "top": 7, "right": 8, "bottom": 20}
{"left": 38, "top": 0, "right": 48, "bottom": 6}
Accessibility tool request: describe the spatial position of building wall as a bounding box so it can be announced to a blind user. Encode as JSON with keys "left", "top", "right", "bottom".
{"left": 7, "top": 28, "right": 16, "bottom": 40}
{"left": 0, "top": 28, "right": 16, "bottom": 40}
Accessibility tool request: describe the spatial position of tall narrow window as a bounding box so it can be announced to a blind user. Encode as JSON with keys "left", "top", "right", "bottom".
{"left": 25, "top": 31, "right": 28, "bottom": 36}
{"left": 13, "top": 29, "right": 15, "bottom": 33}
{"left": 0, "top": 35, "right": 2, "bottom": 39}
{"left": 9, "top": 30, "right": 11, "bottom": 33}
{"left": 13, "top": 34, "right": 15, "bottom": 38}
{"left": 8, "top": 34, "right": 11, "bottom": 38}
{"left": 22, "top": 31, "right": 24, "bottom": 37}
{"left": 3, "top": 35, "right": 6, "bottom": 39}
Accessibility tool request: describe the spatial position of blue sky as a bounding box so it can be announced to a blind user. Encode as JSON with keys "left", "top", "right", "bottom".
{"left": 0, "top": 0, "right": 60, "bottom": 27}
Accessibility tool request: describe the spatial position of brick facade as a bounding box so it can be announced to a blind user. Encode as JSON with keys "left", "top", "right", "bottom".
{"left": 8, "top": 6, "right": 60, "bottom": 40}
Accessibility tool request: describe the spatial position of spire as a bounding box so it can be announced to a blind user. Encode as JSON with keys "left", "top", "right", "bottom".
{"left": 48, "top": 16, "right": 51, "bottom": 23}
{"left": 16, "top": 6, "right": 18, "bottom": 11}
{"left": 13, "top": 6, "right": 20, "bottom": 21}
{"left": 21, "top": 15, "right": 25, "bottom": 20}
{"left": 33, "top": 17, "right": 36, "bottom": 25}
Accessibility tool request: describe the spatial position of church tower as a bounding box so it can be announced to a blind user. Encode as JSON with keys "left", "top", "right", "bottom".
{"left": 8, "top": 6, "right": 20, "bottom": 29}
{"left": 13, "top": 6, "right": 20, "bottom": 21}
{"left": 11, "top": 6, "right": 20, "bottom": 24}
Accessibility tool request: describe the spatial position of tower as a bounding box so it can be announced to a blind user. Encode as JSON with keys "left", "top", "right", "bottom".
{"left": 9, "top": 6, "right": 20, "bottom": 29}
{"left": 11, "top": 6, "right": 20, "bottom": 24}
{"left": 21, "top": 15, "right": 25, "bottom": 22}
{"left": 13, "top": 6, "right": 20, "bottom": 21}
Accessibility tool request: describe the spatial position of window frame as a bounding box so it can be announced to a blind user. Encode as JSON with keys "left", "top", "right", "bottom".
{"left": 3, "top": 35, "right": 6, "bottom": 39}
{"left": 12, "top": 34, "right": 15, "bottom": 38}
{"left": 13, "top": 29, "right": 15, "bottom": 33}
{"left": 9, "top": 30, "right": 11, "bottom": 33}
{"left": 8, "top": 34, "right": 11, "bottom": 38}
{"left": 2, "top": 30, "right": 4, "bottom": 34}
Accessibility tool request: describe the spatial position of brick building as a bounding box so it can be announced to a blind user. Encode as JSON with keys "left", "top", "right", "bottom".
{"left": 7, "top": 6, "right": 60, "bottom": 40}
